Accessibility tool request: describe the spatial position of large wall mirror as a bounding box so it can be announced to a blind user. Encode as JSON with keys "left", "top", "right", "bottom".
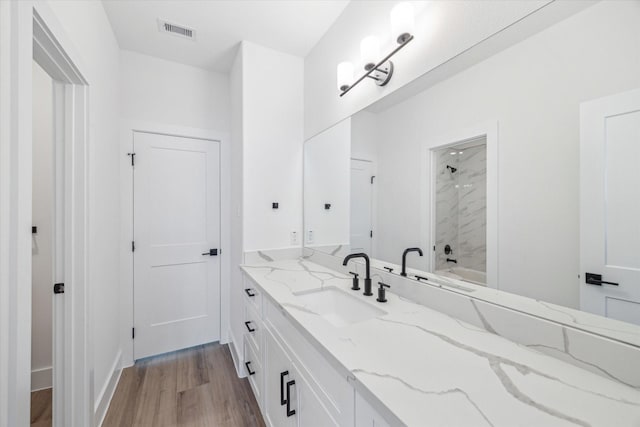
{"left": 303, "top": 1, "right": 640, "bottom": 345}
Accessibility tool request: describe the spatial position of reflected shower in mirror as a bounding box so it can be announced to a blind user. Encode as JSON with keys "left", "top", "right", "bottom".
{"left": 433, "top": 139, "right": 487, "bottom": 286}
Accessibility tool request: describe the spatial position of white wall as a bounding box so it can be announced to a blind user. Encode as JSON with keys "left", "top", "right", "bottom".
{"left": 119, "top": 50, "right": 230, "bottom": 131}
{"left": 304, "top": 119, "right": 351, "bottom": 248}
{"left": 373, "top": 0, "right": 640, "bottom": 308}
{"left": 45, "top": 0, "right": 122, "bottom": 414}
{"left": 31, "top": 60, "right": 53, "bottom": 391}
{"left": 229, "top": 44, "right": 244, "bottom": 357}
{"left": 242, "top": 42, "right": 304, "bottom": 251}
{"left": 118, "top": 47, "right": 232, "bottom": 368}
{"left": 304, "top": 0, "right": 553, "bottom": 139}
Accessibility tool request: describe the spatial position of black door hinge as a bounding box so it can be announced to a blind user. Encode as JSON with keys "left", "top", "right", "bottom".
{"left": 132, "top": 241, "right": 135, "bottom": 252}
{"left": 371, "top": 176, "right": 376, "bottom": 184}
{"left": 132, "top": 327, "right": 135, "bottom": 339}
{"left": 370, "top": 230, "right": 373, "bottom": 238}
{"left": 127, "top": 152, "right": 136, "bottom": 166}
{"left": 53, "top": 283, "right": 65, "bottom": 294}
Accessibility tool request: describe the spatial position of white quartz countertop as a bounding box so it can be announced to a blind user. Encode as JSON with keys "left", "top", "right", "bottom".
{"left": 240, "top": 259, "right": 640, "bottom": 427}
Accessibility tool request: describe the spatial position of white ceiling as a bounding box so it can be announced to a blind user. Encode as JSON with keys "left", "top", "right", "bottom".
{"left": 102, "top": 0, "right": 350, "bottom": 72}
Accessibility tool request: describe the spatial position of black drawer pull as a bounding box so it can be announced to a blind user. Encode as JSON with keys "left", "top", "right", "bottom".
{"left": 244, "top": 321, "right": 255, "bottom": 332}
{"left": 280, "top": 370, "right": 289, "bottom": 405}
{"left": 286, "top": 380, "right": 296, "bottom": 417}
{"left": 245, "top": 361, "right": 255, "bottom": 376}
{"left": 245, "top": 288, "right": 256, "bottom": 297}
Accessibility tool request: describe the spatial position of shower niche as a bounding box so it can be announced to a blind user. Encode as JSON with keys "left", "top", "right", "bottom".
{"left": 434, "top": 137, "right": 487, "bottom": 285}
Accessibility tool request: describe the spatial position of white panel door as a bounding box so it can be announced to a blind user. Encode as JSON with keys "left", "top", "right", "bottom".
{"left": 133, "top": 131, "right": 221, "bottom": 359}
{"left": 580, "top": 88, "right": 640, "bottom": 325}
{"left": 350, "top": 159, "right": 373, "bottom": 254}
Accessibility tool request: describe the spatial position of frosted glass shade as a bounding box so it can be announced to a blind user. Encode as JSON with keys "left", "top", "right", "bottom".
{"left": 360, "top": 36, "right": 380, "bottom": 70}
{"left": 337, "top": 62, "right": 354, "bottom": 91}
{"left": 390, "top": 2, "right": 415, "bottom": 44}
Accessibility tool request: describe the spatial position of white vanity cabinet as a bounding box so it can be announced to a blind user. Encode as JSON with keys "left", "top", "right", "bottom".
{"left": 241, "top": 272, "right": 356, "bottom": 427}
{"left": 264, "top": 328, "right": 338, "bottom": 426}
{"left": 243, "top": 284, "right": 264, "bottom": 406}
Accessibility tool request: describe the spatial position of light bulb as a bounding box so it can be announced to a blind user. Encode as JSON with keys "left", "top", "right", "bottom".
{"left": 360, "top": 36, "right": 380, "bottom": 71}
{"left": 337, "top": 62, "right": 354, "bottom": 91}
{"left": 390, "top": 2, "right": 415, "bottom": 44}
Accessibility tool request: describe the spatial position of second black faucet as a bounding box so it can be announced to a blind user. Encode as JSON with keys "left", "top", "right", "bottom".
{"left": 401, "top": 247, "right": 423, "bottom": 277}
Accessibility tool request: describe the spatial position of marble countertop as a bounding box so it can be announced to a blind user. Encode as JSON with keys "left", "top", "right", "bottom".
{"left": 240, "top": 258, "right": 640, "bottom": 427}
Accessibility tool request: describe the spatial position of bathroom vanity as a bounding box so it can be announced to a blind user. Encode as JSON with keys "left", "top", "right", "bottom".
{"left": 238, "top": 256, "right": 640, "bottom": 426}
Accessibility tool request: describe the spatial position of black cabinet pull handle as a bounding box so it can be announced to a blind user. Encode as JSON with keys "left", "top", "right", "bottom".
{"left": 286, "top": 380, "right": 296, "bottom": 417}
{"left": 280, "top": 371, "right": 289, "bottom": 405}
{"left": 244, "top": 321, "right": 255, "bottom": 332}
{"left": 245, "top": 361, "right": 255, "bottom": 376}
{"left": 585, "top": 273, "right": 619, "bottom": 286}
{"left": 244, "top": 288, "right": 256, "bottom": 297}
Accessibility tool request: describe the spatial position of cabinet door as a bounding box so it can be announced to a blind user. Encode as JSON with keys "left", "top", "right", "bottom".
{"left": 264, "top": 330, "right": 294, "bottom": 427}
{"left": 291, "top": 363, "right": 339, "bottom": 427}
{"left": 355, "top": 392, "right": 391, "bottom": 427}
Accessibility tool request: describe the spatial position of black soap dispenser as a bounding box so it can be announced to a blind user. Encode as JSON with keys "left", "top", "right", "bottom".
{"left": 349, "top": 272, "right": 360, "bottom": 290}
{"left": 377, "top": 282, "right": 390, "bottom": 303}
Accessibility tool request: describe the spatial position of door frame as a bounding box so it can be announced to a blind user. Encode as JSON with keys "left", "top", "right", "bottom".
{"left": 350, "top": 157, "right": 377, "bottom": 257}
{"left": 119, "top": 121, "right": 231, "bottom": 367}
{"left": 1, "top": 2, "right": 92, "bottom": 426}
{"left": 421, "top": 120, "right": 499, "bottom": 288}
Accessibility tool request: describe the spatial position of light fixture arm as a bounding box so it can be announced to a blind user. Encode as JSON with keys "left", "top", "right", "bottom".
{"left": 339, "top": 35, "right": 413, "bottom": 97}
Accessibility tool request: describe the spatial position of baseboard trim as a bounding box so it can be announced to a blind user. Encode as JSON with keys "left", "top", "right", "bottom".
{"left": 228, "top": 330, "right": 245, "bottom": 378}
{"left": 94, "top": 349, "right": 122, "bottom": 427}
{"left": 31, "top": 366, "right": 52, "bottom": 391}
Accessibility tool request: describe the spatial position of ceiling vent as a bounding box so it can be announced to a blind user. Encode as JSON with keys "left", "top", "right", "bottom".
{"left": 158, "top": 19, "right": 195, "bottom": 40}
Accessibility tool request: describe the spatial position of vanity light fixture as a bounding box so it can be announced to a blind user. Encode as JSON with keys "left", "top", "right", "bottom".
{"left": 337, "top": 2, "right": 415, "bottom": 97}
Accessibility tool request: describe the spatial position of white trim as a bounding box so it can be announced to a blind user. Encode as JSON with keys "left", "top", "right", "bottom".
{"left": 93, "top": 350, "right": 122, "bottom": 427}
{"left": 119, "top": 120, "right": 231, "bottom": 367}
{"left": 0, "top": 2, "right": 93, "bottom": 425}
{"left": 228, "top": 330, "right": 245, "bottom": 378}
{"left": 31, "top": 367, "right": 53, "bottom": 392}
{"left": 422, "top": 120, "right": 499, "bottom": 289}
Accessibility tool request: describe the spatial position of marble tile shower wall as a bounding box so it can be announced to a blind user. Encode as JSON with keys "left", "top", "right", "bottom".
{"left": 435, "top": 144, "right": 486, "bottom": 272}
{"left": 458, "top": 144, "right": 487, "bottom": 272}
{"left": 435, "top": 150, "right": 459, "bottom": 270}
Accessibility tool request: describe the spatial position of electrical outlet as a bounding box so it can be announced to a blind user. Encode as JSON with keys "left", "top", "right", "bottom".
{"left": 290, "top": 231, "right": 298, "bottom": 245}
{"left": 307, "top": 230, "right": 314, "bottom": 244}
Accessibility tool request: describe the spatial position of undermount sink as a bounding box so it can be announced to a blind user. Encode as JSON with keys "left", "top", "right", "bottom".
{"left": 293, "top": 286, "right": 387, "bottom": 328}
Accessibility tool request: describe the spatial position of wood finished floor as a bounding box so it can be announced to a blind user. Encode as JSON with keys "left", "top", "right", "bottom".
{"left": 31, "top": 388, "right": 52, "bottom": 427}
{"left": 103, "top": 342, "right": 265, "bottom": 427}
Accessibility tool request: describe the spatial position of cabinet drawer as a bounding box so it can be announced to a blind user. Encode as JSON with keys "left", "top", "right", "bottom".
{"left": 244, "top": 300, "right": 263, "bottom": 355}
{"left": 244, "top": 335, "right": 263, "bottom": 407}
{"left": 243, "top": 280, "right": 263, "bottom": 315}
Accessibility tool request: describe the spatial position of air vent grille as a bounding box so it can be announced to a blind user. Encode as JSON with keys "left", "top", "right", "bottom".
{"left": 158, "top": 20, "right": 195, "bottom": 40}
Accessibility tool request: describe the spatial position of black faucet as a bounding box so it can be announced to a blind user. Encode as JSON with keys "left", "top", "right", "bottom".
{"left": 401, "top": 247, "right": 423, "bottom": 277}
{"left": 343, "top": 253, "right": 373, "bottom": 296}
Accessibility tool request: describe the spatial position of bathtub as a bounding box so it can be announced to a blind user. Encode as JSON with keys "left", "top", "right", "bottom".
{"left": 436, "top": 267, "right": 487, "bottom": 286}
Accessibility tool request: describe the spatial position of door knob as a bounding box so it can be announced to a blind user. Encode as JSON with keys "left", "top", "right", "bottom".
{"left": 585, "top": 273, "right": 619, "bottom": 286}
{"left": 201, "top": 248, "right": 219, "bottom": 256}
